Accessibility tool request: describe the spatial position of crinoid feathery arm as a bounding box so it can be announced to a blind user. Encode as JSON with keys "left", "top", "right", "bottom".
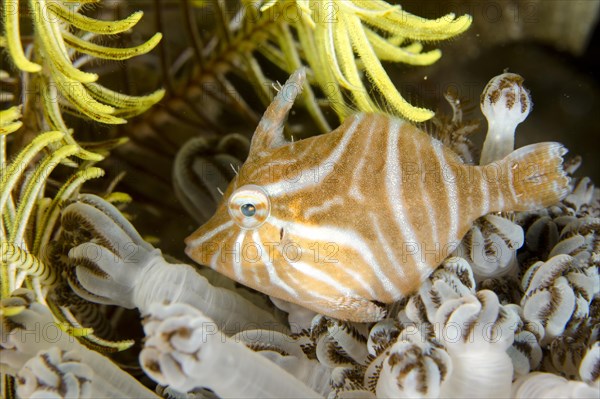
{"left": 263, "top": 0, "right": 472, "bottom": 122}
{"left": 63, "top": 194, "right": 281, "bottom": 333}
{"left": 2, "top": 0, "right": 164, "bottom": 162}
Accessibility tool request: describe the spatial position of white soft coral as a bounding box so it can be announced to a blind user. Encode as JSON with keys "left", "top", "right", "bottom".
{"left": 479, "top": 72, "right": 532, "bottom": 165}
{"left": 63, "top": 194, "right": 282, "bottom": 333}
{"left": 140, "top": 301, "right": 322, "bottom": 398}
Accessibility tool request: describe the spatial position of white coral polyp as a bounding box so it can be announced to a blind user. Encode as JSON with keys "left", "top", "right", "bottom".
{"left": 455, "top": 214, "right": 524, "bottom": 279}
{"left": 230, "top": 325, "right": 333, "bottom": 395}
{"left": 140, "top": 302, "right": 226, "bottom": 391}
{"left": 435, "top": 291, "right": 517, "bottom": 398}
{"left": 1, "top": 291, "right": 159, "bottom": 399}
{"left": 579, "top": 342, "right": 600, "bottom": 389}
{"left": 551, "top": 217, "right": 600, "bottom": 265}
{"left": 65, "top": 197, "right": 283, "bottom": 333}
{"left": 442, "top": 350, "right": 513, "bottom": 399}
{"left": 521, "top": 254, "right": 596, "bottom": 344}
{"left": 479, "top": 72, "right": 532, "bottom": 164}
{"left": 504, "top": 304, "right": 543, "bottom": 377}
{"left": 508, "top": 328, "right": 543, "bottom": 376}
{"left": 313, "top": 317, "right": 369, "bottom": 367}
{"left": 563, "top": 177, "right": 596, "bottom": 214}
{"left": 404, "top": 257, "right": 476, "bottom": 324}
{"left": 375, "top": 329, "right": 451, "bottom": 399}
{"left": 270, "top": 296, "right": 317, "bottom": 333}
{"left": 512, "top": 372, "right": 599, "bottom": 398}
{"left": 140, "top": 302, "right": 321, "bottom": 398}
{"left": 16, "top": 347, "right": 93, "bottom": 399}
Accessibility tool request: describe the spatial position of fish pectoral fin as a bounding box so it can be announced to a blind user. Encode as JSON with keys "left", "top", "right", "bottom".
{"left": 329, "top": 295, "right": 387, "bottom": 323}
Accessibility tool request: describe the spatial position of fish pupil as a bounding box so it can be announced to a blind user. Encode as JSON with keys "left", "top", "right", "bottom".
{"left": 241, "top": 203, "right": 256, "bottom": 217}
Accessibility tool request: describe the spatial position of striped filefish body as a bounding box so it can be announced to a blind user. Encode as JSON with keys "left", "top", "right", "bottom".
{"left": 185, "top": 69, "right": 569, "bottom": 322}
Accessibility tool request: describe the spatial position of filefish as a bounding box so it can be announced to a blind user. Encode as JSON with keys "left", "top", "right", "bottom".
{"left": 185, "top": 69, "right": 570, "bottom": 322}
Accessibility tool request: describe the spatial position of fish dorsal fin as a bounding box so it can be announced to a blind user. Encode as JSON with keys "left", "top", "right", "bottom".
{"left": 248, "top": 68, "right": 306, "bottom": 160}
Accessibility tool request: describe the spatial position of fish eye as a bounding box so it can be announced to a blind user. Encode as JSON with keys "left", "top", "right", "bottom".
{"left": 240, "top": 203, "right": 256, "bottom": 217}
{"left": 228, "top": 185, "right": 270, "bottom": 229}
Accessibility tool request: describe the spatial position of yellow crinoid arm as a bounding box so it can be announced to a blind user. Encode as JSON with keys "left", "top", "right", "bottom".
{"left": 0, "top": 106, "right": 23, "bottom": 135}
{"left": 3, "top": 0, "right": 42, "bottom": 72}
{"left": 61, "top": 31, "right": 163, "bottom": 61}
{"left": 3, "top": 0, "right": 164, "bottom": 131}
{"left": 344, "top": 12, "right": 434, "bottom": 122}
{"left": 259, "top": 0, "right": 472, "bottom": 122}
{"left": 364, "top": 28, "right": 442, "bottom": 65}
{"left": 45, "top": 3, "right": 144, "bottom": 34}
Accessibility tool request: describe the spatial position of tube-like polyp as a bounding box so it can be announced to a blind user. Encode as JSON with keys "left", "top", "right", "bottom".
{"left": 64, "top": 195, "right": 283, "bottom": 334}
{"left": 140, "top": 302, "right": 322, "bottom": 398}
{"left": 1, "top": 290, "right": 158, "bottom": 399}
{"left": 15, "top": 346, "right": 161, "bottom": 399}
{"left": 479, "top": 73, "right": 532, "bottom": 165}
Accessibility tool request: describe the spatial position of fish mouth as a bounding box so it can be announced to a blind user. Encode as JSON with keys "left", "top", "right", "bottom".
{"left": 183, "top": 239, "right": 196, "bottom": 263}
{"left": 183, "top": 224, "right": 220, "bottom": 267}
{"left": 183, "top": 230, "right": 204, "bottom": 260}
{"left": 184, "top": 239, "right": 210, "bottom": 267}
{"left": 183, "top": 222, "right": 210, "bottom": 247}
{"left": 183, "top": 240, "right": 193, "bottom": 255}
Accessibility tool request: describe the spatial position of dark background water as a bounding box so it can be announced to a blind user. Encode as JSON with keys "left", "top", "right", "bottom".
{"left": 393, "top": 0, "right": 600, "bottom": 182}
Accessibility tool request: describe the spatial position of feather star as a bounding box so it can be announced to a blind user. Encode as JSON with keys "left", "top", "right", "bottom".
{"left": 261, "top": 0, "right": 472, "bottom": 122}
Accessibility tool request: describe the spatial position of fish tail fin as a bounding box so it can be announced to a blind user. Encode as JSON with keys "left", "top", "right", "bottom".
{"left": 501, "top": 142, "right": 570, "bottom": 211}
